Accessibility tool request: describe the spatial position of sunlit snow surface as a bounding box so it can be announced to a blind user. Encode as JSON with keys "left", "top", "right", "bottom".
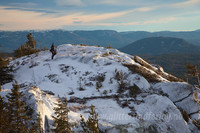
{"left": 1, "top": 44, "right": 199, "bottom": 132}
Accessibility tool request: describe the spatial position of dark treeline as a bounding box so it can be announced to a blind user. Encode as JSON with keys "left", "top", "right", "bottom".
{"left": 141, "top": 53, "right": 200, "bottom": 84}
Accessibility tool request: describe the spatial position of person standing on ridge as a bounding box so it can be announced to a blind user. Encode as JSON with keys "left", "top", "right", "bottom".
{"left": 50, "top": 43, "right": 57, "bottom": 59}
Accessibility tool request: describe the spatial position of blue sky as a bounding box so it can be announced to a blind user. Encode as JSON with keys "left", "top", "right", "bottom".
{"left": 0, "top": 0, "right": 199, "bottom": 31}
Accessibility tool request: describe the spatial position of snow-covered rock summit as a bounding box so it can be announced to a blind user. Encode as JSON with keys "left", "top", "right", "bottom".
{"left": 6, "top": 44, "right": 151, "bottom": 97}
{"left": 1, "top": 44, "right": 200, "bottom": 132}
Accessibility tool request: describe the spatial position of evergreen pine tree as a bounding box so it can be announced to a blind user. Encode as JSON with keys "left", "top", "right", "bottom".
{"left": 0, "top": 57, "right": 13, "bottom": 85}
{"left": 0, "top": 95, "right": 10, "bottom": 133}
{"left": 14, "top": 33, "right": 39, "bottom": 58}
{"left": 26, "top": 33, "right": 36, "bottom": 48}
{"left": 52, "top": 96, "right": 71, "bottom": 133}
{"left": 185, "top": 63, "right": 200, "bottom": 86}
{"left": 80, "top": 105, "right": 99, "bottom": 133}
{"left": 29, "top": 112, "right": 44, "bottom": 133}
{"left": 6, "top": 81, "right": 30, "bottom": 133}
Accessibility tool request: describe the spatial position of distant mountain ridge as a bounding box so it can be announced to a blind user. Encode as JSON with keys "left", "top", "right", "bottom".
{"left": 119, "top": 37, "right": 200, "bottom": 55}
{"left": 0, "top": 30, "right": 200, "bottom": 52}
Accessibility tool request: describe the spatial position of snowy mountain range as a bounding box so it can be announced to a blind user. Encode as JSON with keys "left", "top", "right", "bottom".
{"left": 1, "top": 44, "right": 200, "bottom": 132}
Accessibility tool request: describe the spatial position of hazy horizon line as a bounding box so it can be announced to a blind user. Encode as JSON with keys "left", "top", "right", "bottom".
{"left": 0, "top": 28, "right": 199, "bottom": 33}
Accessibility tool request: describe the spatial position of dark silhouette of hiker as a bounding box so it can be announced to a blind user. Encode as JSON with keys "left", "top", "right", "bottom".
{"left": 50, "top": 43, "right": 57, "bottom": 59}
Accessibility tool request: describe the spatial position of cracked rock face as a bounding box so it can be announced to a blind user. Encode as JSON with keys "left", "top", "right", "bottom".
{"left": 152, "top": 82, "right": 199, "bottom": 119}
{"left": 1, "top": 44, "right": 200, "bottom": 133}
